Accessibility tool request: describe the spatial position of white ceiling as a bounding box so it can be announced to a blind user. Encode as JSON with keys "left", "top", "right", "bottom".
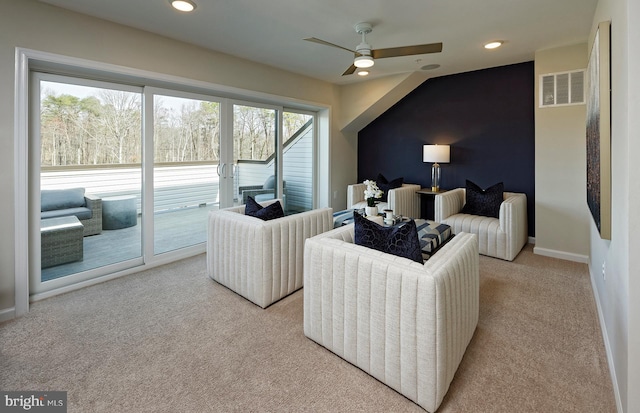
{"left": 38, "top": 0, "right": 597, "bottom": 85}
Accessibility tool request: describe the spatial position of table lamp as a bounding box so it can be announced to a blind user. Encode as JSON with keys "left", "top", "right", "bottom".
{"left": 423, "top": 144, "right": 450, "bottom": 191}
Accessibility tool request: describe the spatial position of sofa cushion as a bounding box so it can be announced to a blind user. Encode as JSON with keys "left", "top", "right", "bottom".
{"left": 461, "top": 180, "right": 503, "bottom": 218}
{"left": 41, "top": 188, "right": 86, "bottom": 212}
{"left": 353, "top": 212, "right": 423, "bottom": 264}
{"left": 376, "top": 173, "right": 404, "bottom": 202}
{"left": 41, "top": 206, "right": 92, "bottom": 220}
{"left": 245, "top": 196, "right": 285, "bottom": 221}
{"left": 262, "top": 175, "right": 276, "bottom": 189}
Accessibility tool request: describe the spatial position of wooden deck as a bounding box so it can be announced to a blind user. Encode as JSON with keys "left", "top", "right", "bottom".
{"left": 41, "top": 204, "right": 216, "bottom": 282}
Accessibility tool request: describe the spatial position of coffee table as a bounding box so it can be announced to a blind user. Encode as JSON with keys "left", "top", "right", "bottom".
{"left": 41, "top": 216, "right": 84, "bottom": 268}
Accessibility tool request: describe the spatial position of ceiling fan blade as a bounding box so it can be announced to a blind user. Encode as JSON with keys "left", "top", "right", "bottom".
{"left": 304, "top": 37, "right": 356, "bottom": 54}
{"left": 371, "top": 42, "right": 443, "bottom": 59}
{"left": 342, "top": 64, "right": 357, "bottom": 76}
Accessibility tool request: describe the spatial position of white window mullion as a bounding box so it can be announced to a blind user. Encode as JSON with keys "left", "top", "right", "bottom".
{"left": 142, "top": 87, "right": 155, "bottom": 260}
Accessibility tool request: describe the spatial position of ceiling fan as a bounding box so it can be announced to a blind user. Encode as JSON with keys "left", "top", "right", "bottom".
{"left": 304, "top": 22, "right": 443, "bottom": 76}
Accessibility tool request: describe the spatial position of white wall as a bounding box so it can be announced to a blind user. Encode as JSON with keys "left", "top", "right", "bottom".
{"left": 0, "top": 0, "right": 357, "bottom": 316}
{"left": 534, "top": 44, "right": 590, "bottom": 262}
{"left": 588, "top": 0, "right": 639, "bottom": 411}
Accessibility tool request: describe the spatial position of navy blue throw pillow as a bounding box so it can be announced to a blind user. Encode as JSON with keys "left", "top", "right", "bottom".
{"left": 376, "top": 173, "right": 404, "bottom": 202}
{"left": 353, "top": 212, "right": 423, "bottom": 264}
{"left": 245, "top": 196, "right": 285, "bottom": 221}
{"left": 461, "top": 180, "right": 504, "bottom": 218}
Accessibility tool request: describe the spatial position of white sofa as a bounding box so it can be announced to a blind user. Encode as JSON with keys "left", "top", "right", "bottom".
{"left": 207, "top": 200, "right": 333, "bottom": 308}
{"left": 435, "top": 188, "right": 527, "bottom": 261}
{"left": 303, "top": 224, "right": 479, "bottom": 413}
{"left": 347, "top": 183, "right": 421, "bottom": 218}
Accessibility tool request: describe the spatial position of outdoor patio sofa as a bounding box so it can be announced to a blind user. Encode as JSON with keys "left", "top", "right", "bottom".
{"left": 239, "top": 175, "right": 287, "bottom": 208}
{"left": 303, "top": 224, "right": 479, "bottom": 412}
{"left": 41, "top": 188, "right": 102, "bottom": 236}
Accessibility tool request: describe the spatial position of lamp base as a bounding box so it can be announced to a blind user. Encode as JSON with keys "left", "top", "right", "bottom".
{"left": 431, "top": 163, "right": 441, "bottom": 193}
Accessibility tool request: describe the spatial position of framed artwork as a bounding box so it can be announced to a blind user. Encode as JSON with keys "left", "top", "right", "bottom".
{"left": 586, "top": 21, "right": 611, "bottom": 240}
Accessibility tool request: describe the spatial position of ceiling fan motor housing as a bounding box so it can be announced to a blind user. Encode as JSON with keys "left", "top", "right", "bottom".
{"left": 356, "top": 42, "right": 372, "bottom": 56}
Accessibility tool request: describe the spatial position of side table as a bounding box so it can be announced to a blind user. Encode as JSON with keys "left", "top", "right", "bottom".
{"left": 416, "top": 188, "right": 449, "bottom": 220}
{"left": 102, "top": 195, "right": 138, "bottom": 230}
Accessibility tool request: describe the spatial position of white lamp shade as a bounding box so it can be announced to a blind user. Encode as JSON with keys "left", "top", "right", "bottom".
{"left": 423, "top": 144, "right": 450, "bottom": 163}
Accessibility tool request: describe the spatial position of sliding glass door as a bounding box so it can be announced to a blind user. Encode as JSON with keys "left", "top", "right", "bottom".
{"left": 282, "top": 110, "right": 314, "bottom": 213}
{"left": 233, "top": 103, "right": 278, "bottom": 207}
{"left": 31, "top": 73, "right": 317, "bottom": 296}
{"left": 152, "top": 91, "right": 222, "bottom": 254}
{"left": 34, "top": 74, "right": 143, "bottom": 293}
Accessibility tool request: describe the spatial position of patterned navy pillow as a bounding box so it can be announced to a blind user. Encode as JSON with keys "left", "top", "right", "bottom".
{"left": 353, "top": 212, "right": 423, "bottom": 264}
{"left": 245, "top": 196, "right": 285, "bottom": 221}
{"left": 461, "top": 180, "right": 504, "bottom": 218}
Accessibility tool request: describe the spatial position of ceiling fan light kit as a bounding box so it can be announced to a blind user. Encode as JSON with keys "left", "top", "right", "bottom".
{"left": 354, "top": 55, "right": 374, "bottom": 68}
{"left": 304, "top": 21, "right": 443, "bottom": 77}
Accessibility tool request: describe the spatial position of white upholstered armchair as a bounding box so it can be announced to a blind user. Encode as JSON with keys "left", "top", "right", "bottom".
{"left": 435, "top": 188, "right": 527, "bottom": 261}
{"left": 347, "top": 183, "right": 421, "bottom": 218}
{"left": 304, "top": 224, "right": 479, "bottom": 412}
{"left": 207, "top": 200, "right": 333, "bottom": 308}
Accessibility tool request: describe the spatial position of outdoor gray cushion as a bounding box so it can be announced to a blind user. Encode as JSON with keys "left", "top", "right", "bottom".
{"left": 41, "top": 206, "right": 92, "bottom": 220}
{"left": 262, "top": 175, "right": 276, "bottom": 189}
{"left": 41, "top": 188, "right": 86, "bottom": 211}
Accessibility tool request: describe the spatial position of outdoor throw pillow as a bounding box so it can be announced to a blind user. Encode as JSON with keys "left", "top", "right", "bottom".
{"left": 353, "top": 211, "right": 423, "bottom": 264}
{"left": 245, "top": 196, "right": 285, "bottom": 221}
{"left": 376, "top": 173, "right": 404, "bottom": 202}
{"left": 461, "top": 179, "right": 504, "bottom": 218}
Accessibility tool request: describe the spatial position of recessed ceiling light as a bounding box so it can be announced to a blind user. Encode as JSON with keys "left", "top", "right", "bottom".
{"left": 357, "top": 70, "right": 370, "bottom": 76}
{"left": 421, "top": 64, "right": 440, "bottom": 71}
{"left": 484, "top": 41, "right": 504, "bottom": 50}
{"left": 170, "top": 0, "right": 196, "bottom": 12}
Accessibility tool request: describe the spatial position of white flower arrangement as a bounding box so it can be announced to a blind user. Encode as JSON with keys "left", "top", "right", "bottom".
{"left": 363, "top": 179, "right": 383, "bottom": 207}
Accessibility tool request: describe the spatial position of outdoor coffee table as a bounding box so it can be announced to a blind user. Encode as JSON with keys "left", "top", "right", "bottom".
{"left": 41, "top": 216, "right": 84, "bottom": 268}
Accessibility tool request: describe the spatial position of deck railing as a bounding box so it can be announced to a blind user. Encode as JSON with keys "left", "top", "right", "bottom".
{"left": 41, "top": 162, "right": 221, "bottom": 213}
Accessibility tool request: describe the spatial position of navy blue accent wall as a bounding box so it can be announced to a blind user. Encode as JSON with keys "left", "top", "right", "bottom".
{"left": 358, "top": 62, "right": 535, "bottom": 235}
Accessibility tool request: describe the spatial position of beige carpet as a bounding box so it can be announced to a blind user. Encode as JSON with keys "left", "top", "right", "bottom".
{"left": 0, "top": 245, "right": 616, "bottom": 412}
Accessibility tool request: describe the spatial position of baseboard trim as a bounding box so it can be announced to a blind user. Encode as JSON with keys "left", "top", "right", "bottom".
{"left": 533, "top": 246, "right": 588, "bottom": 263}
{"left": 0, "top": 307, "right": 16, "bottom": 323}
{"left": 588, "top": 264, "right": 623, "bottom": 413}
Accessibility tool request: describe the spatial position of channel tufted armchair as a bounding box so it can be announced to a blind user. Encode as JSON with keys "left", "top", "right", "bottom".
{"left": 303, "top": 224, "right": 479, "bottom": 412}
{"left": 347, "top": 182, "right": 421, "bottom": 218}
{"left": 435, "top": 188, "right": 527, "bottom": 261}
{"left": 207, "top": 200, "right": 333, "bottom": 308}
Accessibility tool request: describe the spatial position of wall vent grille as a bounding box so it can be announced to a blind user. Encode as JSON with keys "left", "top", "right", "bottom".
{"left": 539, "top": 70, "right": 585, "bottom": 107}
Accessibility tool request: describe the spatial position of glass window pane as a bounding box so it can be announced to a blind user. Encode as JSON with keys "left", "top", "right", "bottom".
{"left": 39, "top": 80, "right": 142, "bottom": 283}
{"left": 153, "top": 94, "right": 221, "bottom": 254}
{"left": 234, "top": 104, "right": 277, "bottom": 208}
{"left": 282, "top": 111, "right": 314, "bottom": 213}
